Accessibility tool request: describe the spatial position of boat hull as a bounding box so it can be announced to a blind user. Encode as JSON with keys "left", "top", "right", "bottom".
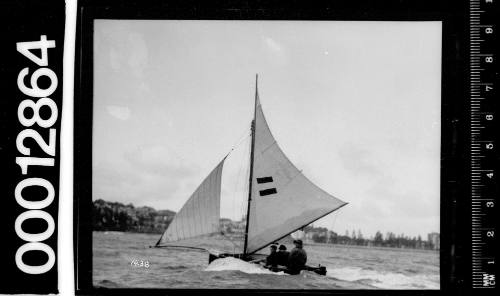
{"left": 208, "top": 252, "right": 327, "bottom": 276}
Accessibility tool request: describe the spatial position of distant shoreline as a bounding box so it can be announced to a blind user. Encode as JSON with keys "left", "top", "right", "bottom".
{"left": 306, "top": 241, "right": 440, "bottom": 253}
{"left": 92, "top": 230, "right": 438, "bottom": 253}
{"left": 92, "top": 199, "right": 440, "bottom": 251}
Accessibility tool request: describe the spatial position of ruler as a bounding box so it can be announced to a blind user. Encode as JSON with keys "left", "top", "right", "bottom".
{"left": 469, "top": 0, "right": 497, "bottom": 289}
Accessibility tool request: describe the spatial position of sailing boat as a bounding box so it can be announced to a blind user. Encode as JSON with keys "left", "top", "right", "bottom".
{"left": 155, "top": 75, "right": 347, "bottom": 275}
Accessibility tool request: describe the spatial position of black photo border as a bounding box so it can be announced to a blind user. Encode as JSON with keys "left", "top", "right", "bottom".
{"left": 75, "top": 0, "right": 469, "bottom": 295}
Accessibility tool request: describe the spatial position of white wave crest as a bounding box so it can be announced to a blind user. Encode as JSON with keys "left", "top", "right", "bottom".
{"left": 205, "top": 257, "right": 285, "bottom": 275}
{"left": 327, "top": 266, "right": 439, "bottom": 289}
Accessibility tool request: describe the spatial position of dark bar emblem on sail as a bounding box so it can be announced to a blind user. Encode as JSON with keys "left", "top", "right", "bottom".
{"left": 257, "top": 176, "right": 277, "bottom": 196}
{"left": 257, "top": 176, "right": 273, "bottom": 184}
{"left": 259, "top": 188, "right": 277, "bottom": 196}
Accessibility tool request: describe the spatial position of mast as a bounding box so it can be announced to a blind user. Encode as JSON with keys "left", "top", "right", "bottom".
{"left": 243, "top": 74, "right": 258, "bottom": 255}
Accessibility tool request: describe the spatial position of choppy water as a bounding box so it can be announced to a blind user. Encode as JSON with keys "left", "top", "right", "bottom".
{"left": 93, "top": 231, "right": 439, "bottom": 289}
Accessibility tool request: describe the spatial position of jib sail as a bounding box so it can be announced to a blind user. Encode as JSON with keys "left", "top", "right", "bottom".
{"left": 156, "top": 159, "right": 225, "bottom": 246}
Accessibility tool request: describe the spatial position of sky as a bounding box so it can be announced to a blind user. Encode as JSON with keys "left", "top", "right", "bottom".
{"left": 93, "top": 20, "right": 442, "bottom": 239}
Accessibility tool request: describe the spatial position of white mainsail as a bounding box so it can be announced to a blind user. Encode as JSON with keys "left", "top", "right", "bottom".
{"left": 156, "top": 159, "right": 225, "bottom": 246}
{"left": 245, "top": 89, "right": 347, "bottom": 254}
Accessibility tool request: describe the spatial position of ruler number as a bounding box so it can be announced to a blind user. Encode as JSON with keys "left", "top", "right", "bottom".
{"left": 485, "top": 27, "right": 493, "bottom": 34}
{"left": 485, "top": 56, "right": 493, "bottom": 63}
{"left": 485, "top": 143, "right": 494, "bottom": 149}
{"left": 486, "top": 201, "right": 494, "bottom": 207}
{"left": 16, "top": 35, "right": 55, "bottom": 67}
{"left": 485, "top": 85, "right": 493, "bottom": 91}
{"left": 485, "top": 0, "right": 493, "bottom": 3}
{"left": 486, "top": 114, "right": 494, "bottom": 120}
{"left": 486, "top": 172, "right": 494, "bottom": 179}
{"left": 487, "top": 231, "right": 494, "bottom": 237}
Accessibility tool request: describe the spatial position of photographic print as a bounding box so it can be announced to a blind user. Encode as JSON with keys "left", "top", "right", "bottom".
{"left": 91, "top": 20, "right": 441, "bottom": 289}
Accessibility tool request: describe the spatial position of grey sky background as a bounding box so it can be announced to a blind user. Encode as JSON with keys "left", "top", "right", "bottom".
{"left": 93, "top": 20, "right": 441, "bottom": 239}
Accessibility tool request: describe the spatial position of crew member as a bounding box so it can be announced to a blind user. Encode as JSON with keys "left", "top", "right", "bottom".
{"left": 288, "top": 239, "right": 307, "bottom": 275}
{"left": 265, "top": 244, "right": 279, "bottom": 268}
{"left": 276, "top": 244, "right": 290, "bottom": 266}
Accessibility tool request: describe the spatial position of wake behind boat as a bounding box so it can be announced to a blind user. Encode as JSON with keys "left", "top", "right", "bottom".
{"left": 154, "top": 75, "right": 348, "bottom": 276}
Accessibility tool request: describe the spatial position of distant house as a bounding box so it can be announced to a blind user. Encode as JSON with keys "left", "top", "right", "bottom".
{"left": 219, "top": 218, "right": 246, "bottom": 234}
{"left": 304, "top": 227, "right": 328, "bottom": 243}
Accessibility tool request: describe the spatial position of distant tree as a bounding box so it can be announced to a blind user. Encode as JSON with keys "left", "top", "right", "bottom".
{"left": 385, "top": 232, "right": 396, "bottom": 248}
{"left": 411, "top": 236, "right": 417, "bottom": 249}
{"left": 312, "top": 232, "right": 326, "bottom": 243}
{"left": 92, "top": 199, "right": 176, "bottom": 233}
{"left": 374, "top": 231, "right": 383, "bottom": 246}
{"left": 328, "top": 231, "right": 338, "bottom": 244}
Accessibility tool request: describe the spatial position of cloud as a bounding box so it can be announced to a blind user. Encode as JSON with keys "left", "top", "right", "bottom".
{"left": 368, "top": 181, "right": 437, "bottom": 220}
{"left": 265, "top": 37, "right": 282, "bottom": 52}
{"left": 93, "top": 148, "right": 198, "bottom": 210}
{"left": 333, "top": 140, "right": 439, "bottom": 237}
{"left": 123, "top": 145, "right": 196, "bottom": 178}
{"left": 106, "top": 105, "right": 131, "bottom": 121}
{"left": 262, "top": 36, "right": 288, "bottom": 65}
{"left": 109, "top": 47, "right": 122, "bottom": 71}
{"left": 338, "top": 144, "right": 383, "bottom": 177}
{"left": 106, "top": 30, "right": 149, "bottom": 77}
{"left": 93, "top": 165, "right": 185, "bottom": 210}
{"left": 126, "top": 32, "right": 148, "bottom": 76}
{"left": 93, "top": 163, "right": 141, "bottom": 186}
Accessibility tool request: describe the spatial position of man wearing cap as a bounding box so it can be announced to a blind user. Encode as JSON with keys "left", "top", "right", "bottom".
{"left": 265, "top": 244, "right": 279, "bottom": 268}
{"left": 276, "top": 245, "right": 290, "bottom": 267}
{"left": 287, "top": 239, "right": 307, "bottom": 275}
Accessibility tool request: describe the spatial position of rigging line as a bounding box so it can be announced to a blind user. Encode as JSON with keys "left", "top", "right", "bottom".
{"left": 330, "top": 212, "right": 339, "bottom": 240}
{"left": 174, "top": 204, "right": 181, "bottom": 241}
{"left": 157, "top": 231, "right": 224, "bottom": 246}
{"left": 153, "top": 245, "right": 209, "bottom": 253}
{"left": 215, "top": 163, "right": 223, "bottom": 232}
{"left": 223, "top": 128, "right": 252, "bottom": 159}
{"left": 332, "top": 212, "right": 338, "bottom": 229}
{"left": 201, "top": 173, "right": 207, "bottom": 235}
{"left": 219, "top": 231, "right": 244, "bottom": 255}
{"left": 193, "top": 186, "right": 198, "bottom": 239}
{"left": 189, "top": 192, "right": 194, "bottom": 239}
{"left": 181, "top": 202, "right": 186, "bottom": 240}
{"left": 240, "top": 136, "right": 251, "bottom": 228}
{"left": 232, "top": 144, "right": 243, "bottom": 226}
{"left": 236, "top": 136, "right": 251, "bottom": 221}
{"left": 212, "top": 164, "right": 219, "bottom": 235}
{"left": 197, "top": 176, "right": 203, "bottom": 236}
